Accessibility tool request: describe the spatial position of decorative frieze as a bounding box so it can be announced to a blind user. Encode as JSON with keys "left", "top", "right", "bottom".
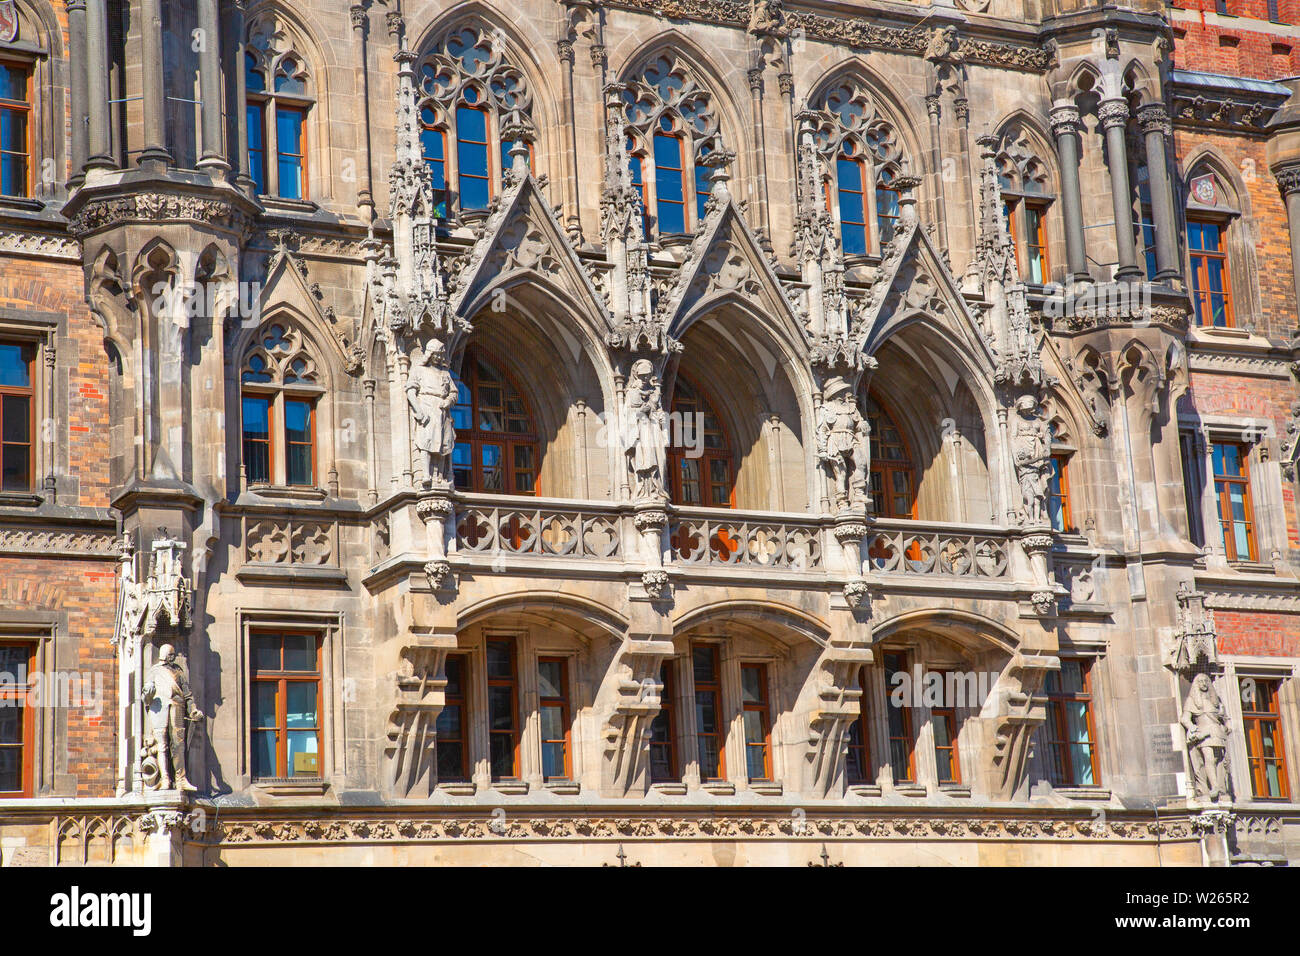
{"left": 0, "top": 526, "right": 119, "bottom": 557}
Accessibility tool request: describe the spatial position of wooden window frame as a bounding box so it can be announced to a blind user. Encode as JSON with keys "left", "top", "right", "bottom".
{"left": 245, "top": 55, "right": 313, "bottom": 201}
{"left": 740, "top": 662, "right": 773, "bottom": 783}
{"left": 537, "top": 655, "right": 572, "bottom": 782}
{"left": 451, "top": 345, "right": 540, "bottom": 496}
{"left": 692, "top": 642, "right": 726, "bottom": 782}
{"left": 437, "top": 653, "right": 470, "bottom": 783}
{"left": 486, "top": 636, "right": 521, "bottom": 781}
{"left": 239, "top": 387, "right": 317, "bottom": 489}
{"left": 282, "top": 396, "right": 316, "bottom": 488}
{"left": 0, "top": 640, "right": 35, "bottom": 798}
{"left": 863, "top": 391, "right": 918, "bottom": 521}
{"left": 1048, "top": 452, "right": 1074, "bottom": 533}
{"left": 1212, "top": 441, "right": 1257, "bottom": 562}
{"left": 668, "top": 373, "right": 735, "bottom": 510}
{"left": 649, "top": 659, "right": 679, "bottom": 783}
{"left": 1042, "top": 658, "right": 1102, "bottom": 788}
{"left": 652, "top": 127, "right": 687, "bottom": 236}
{"left": 832, "top": 143, "right": 869, "bottom": 256}
{"left": 274, "top": 104, "right": 309, "bottom": 202}
{"left": 419, "top": 109, "right": 449, "bottom": 217}
{"left": 0, "top": 58, "right": 33, "bottom": 199}
{"left": 883, "top": 651, "right": 916, "bottom": 784}
{"left": 1242, "top": 678, "right": 1291, "bottom": 800}
{"left": 928, "top": 671, "right": 962, "bottom": 786}
{"left": 0, "top": 339, "right": 36, "bottom": 493}
{"left": 846, "top": 665, "right": 872, "bottom": 785}
{"left": 248, "top": 631, "right": 323, "bottom": 781}
{"left": 455, "top": 101, "right": 492, "bottom": 213}
{"left": 1187, "top": 216, "right": 1235, "bottom": 328}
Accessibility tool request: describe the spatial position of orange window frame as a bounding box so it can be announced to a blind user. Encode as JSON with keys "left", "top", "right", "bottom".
{"left": 0, "top": 340, "right": 36, "bottom": 492}
{"left": 649, "top": 660, "right": 678, "bottom": 782}
{"left": 456, "top": 102, "right": 492, "bottom": 208}
{"left": 486, "top": 637, "right": 520, "bottom": 780}
{"left": 274, "top": 104, "right": 309, "bottom": 201}
{"left": 741, "top": 662, "right": 773, "bottom": 782}
{"left": 883, "top": 651, "right": 916, "bottom": 784}
{"left": 240, "top": 390, "right": 273, "bottom": 485}
{"left": 452, "top": 346, "right": 540, "bottom": 496}
{"left": 1188, "top": 217, "right": 1235, "bottom": 328}
{"left": 929, "top": 673, "right": 962, "bottom": 786}
{"left": 1043, "top": 659, "right": 1101, "bottom": 788}
{"left": 652, "top": 130, "right": 687, "bottom": 234}
{"left": 0, "top": 59, "right": 33, "bottom": 198}
{"left": 437, "top": 653, "right": 470, "bottom": 782}
{"left": 692, "top": 642, "right": 726, "bottom": 782}
{"left": 864, "top": 392, "right": 918, "bottom": 521}
{"left": 1213, "top": 442, "right": 1257, "bottom": 563}
{"left": 668, "top": 374, "right": 735, "bottom": 510}
{"left": 249, "top": 631, "right": 322, "bottom": 780}
{"left": 846, "top": 665, "right": 872, "bottom": 785}
{"left": 1242, "top": 679, "right": 1291, "bottom": 800}
{"left": 1048, "top": 453, "right": 1074, "bottom": 533}
{"left": 537, "top": 656, "right": 572, "bottom": 781}
{"left": 830, "top": 150, "right": 869, "bottom": 254}
{"left": 283, "top": 396, "right": 316, "bottom": 487}
{"left": 0, "top": 641, "right": 34, "bottom": 798}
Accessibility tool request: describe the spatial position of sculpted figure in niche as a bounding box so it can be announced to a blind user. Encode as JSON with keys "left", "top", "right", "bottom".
{"left": 817, "top": 378, "right": 868, "bottom": 510}
{"left": 1012, "top": 394, "right": 1052, "bottom": 526}
{"left": 624, "top": 359, "right": 668, "bottom": 499}
{"left": 142, "top": 643, "right": 203, "bottom": 792}
{"left": 1180, "top": 672, "right": 1231, "bottom": 802}
{"left": 407, "top": 340, "right": 457, "bottom": 487}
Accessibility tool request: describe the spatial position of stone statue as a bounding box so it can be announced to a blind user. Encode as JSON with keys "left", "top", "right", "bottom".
{"left": 623, "top": 359, "right": 668, "bottom": 499}
{"left": 141, "top": 643, "right": 203, "bottom": 792}
{"left": 817, "top": 378, "right": 868, "bottom": 510}
{"left": 406, "top": 340, "right": 457, "bottom": 487}
{"left": 1180, "top": 672, "right": 1231, "bottom": 803}
{"left": 1012, "top": 394, "right": 1052, "bottom": 526}
{"left": 747, "top": 0, "right": 785, "bottom": 37}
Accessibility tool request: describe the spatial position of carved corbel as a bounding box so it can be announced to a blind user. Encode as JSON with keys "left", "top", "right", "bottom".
{"left": 417, "top": 493, "right": 455, "bottom": 592}
{"left": 597, "top": 636, "right": 675, "bottom": 796}
{"left": 804, "top": 641, "right": 874, "bottom": 797}
{"left": 984, "top": 650, "right": 1058, "bottom": 801}
{"left": 384, "top": 635, "right": 459, "bottom": 798}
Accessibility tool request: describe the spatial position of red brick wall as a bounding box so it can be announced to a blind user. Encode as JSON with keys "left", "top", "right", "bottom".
{"left": 1173, "top": 1, "right": 1300, "bottom": 81}
{"left": 1217, "top": 609, "right": 1300, "bottom": 655}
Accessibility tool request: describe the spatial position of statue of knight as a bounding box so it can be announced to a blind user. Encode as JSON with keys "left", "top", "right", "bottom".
{"left": 141, "top": 643, "right": 204, "bottom": 792}
{"left": 817, "top": 377, "right": 869, "bottom": 511}
{"left": 407, "top": 339, "right": 458, "bottom": 488}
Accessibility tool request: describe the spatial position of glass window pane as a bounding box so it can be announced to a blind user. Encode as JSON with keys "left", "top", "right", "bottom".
{"left": 489, "top": 734, "right": 514, "bottom": 778}
{"left": 286, "top": 729, "right": 318, "bottom": 776}
{"left": 538, "top": 660, "right": 564, "bottom": 698}
{"left": 692, "top": 645, "right": 717, "bottom": 682}
{"left": 251, "top": 729, "right": 278, "bottom": 778}
{"left": 285, "top": 681, "right": 317, "bottom": 728}
{"left": 697, "top": 736, "right": 721, "bottom": 779}
{"left": 251, "top": 681, "right": 278, "bottom": 726}
{"left": 436, "top": 704, "right": 461, "bottom": 737}
{"left": 486, "top": 641, "right": 512, "bottom": 680}
{"left": 540, "top": 702, "right": 565, "bottom": 742}
{"left": 251, "top": 635, "right": 281, "bottom": 673}
{"left": 436, "top": 740, "right": 465, "bottom": 779}
{"left": 0, "top": 703, "right": 22, "bottom": 745}
{"left": 284, "top": 400, "right": 311, "bottom": 443}
{"left": 741, "top": 666, "right": 763, "bottom": 703}
{"left": 480, "top": 443, "right": 502, "bottom": 490}
{"left": 0, "top": 344, "right": 30, "bottom": 387}
{"left": 694, "top": 691, "right": 719, "bottom": 734}
{"left": 488, "top": 686, "right": 514, "bottom": 730}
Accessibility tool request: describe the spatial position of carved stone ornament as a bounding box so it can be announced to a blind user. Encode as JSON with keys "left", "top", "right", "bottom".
{"left": 115, "top": 534, "right": 193, "bottom": 650}
{"left": 843, "top": 578, "right": 871, "bottom": 609}
{"left": 424, "top": 558, "right": 453, "bottom": 591}
{"left": 641, "top": 569, "right": 670, "bottom": 599}
{"left": 817, "top": 378, "right": 871, "bottom": 511}
{"left": 140, "top": 643, "right": 204, "bottom": 793}
{"left": 1168, "top": 581, "right": 1220, "bottom": 674}
{"left": 1030, "top": 590, "right": 1056, "bottom": 617}
{"left": 407, "top": 340, "right": 457, "bottom": 489}
{"left": 623, "top": 359, "right": 669, "bottom": 500}
{"left": 1011, "top": 395, "right": 1052, "bottom": 527}
{"left": 1180, "top": 673, "right": 1232, "bottom": 803}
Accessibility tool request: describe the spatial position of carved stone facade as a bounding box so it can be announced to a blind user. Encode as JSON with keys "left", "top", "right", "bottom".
{"left": 0, "top": 0, "right": 1298, "bottom": 868}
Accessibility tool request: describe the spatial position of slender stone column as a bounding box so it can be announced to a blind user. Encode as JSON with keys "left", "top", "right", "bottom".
{"left": 1099, "top": 98, "right": 1142, "bottom": 279}
{"left": 747, "top": 66, "right": 773, "bottom": 251}
{"left": 197, "top": 0, "right": 227, "bottom": 173}
{"left": 926, "top": 93, "right": 949, "bottom": 255}
{"left": 351, "top": 4, "right": 376, "bottom": 222}
{"left": 1276, "top": 164, "right": 1300, "bottom": 317}
{"left": 1050, "top": 103, "right": 1090, "bottom": 283}
{"left": 1138, "top": 103, "right": 1180, "bottom": 282}
{"left": 138, "top": 0, "right": 171, "bottom": 171}
{"left": 65, "top": 0, "right": 89, "bottom": 185}
{"left": 225, "top": 0, "right": 253, "bottom": 193}
{"left": 84, "top": 0, "right": 114, "bottom": 169}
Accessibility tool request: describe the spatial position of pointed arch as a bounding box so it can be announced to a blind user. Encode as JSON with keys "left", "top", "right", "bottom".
{"left": 804, "top": 58, "right": 926, "bottom": 175}
{"left": 673, "top": 598, "right": 830, "bottom": 650}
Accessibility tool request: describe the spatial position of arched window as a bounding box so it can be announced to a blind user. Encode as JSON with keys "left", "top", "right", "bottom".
{"left": 622, "top": 54, "right": 724, "bottom": 238}
{"left": 245, "top": 21, "right": 314, "bottom": 200}
{"left": 668, "top": 374, "right": 734, "bottom": 508}
{"left": 1184, "top": 166, "right": 1236, "bottom": 328}
{"left": 995, "top": 123, "right": 1053, "bottom": 284}
{"left": 806, "top": 81, "right": 907, "bottom": 256}
{"left": 450, "top": 346, "right": 539, "bottom": 495}
{"left": 418, "top": 24, "right": 534, "bottom": 215}
{"left": 240, "top": 323, "right": 322, "bottom": 487}
{"left": 0, "top": 58, "right": 31, "bottom": 197}
{"left": 864, "top": 393, "right": 916, "bottom": 519}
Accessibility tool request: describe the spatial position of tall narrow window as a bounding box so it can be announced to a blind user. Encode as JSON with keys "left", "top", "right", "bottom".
{"left": 0, "top": 61, "right": 31, "bottom": 197}
{"left": 1188, "top": 219, "right": 1233, "bottom": 327}
{"left": 0, "top": 642, "right": 33, "bottom": 797}
{"left": 740, "top": 663, "right": 772, "bottom": 782}
{"left": 240, "top": 325, "right": 321, "bottom": 489}
{"left": 1213, "top": 442, "right": 1256, "bottom": 562}
{"left": 929, "top": 674, "right": 961, "bottom": 785}
{"left": 692, "top": 643, "right": 725, "bottom": 782}
{"left": 450, "top": 346, "right": 539, "bottom": 495}
{"left": 244, "top": 34, "right": 313, "bottom": 200}
{"left": 668, "top": 375, "right": 734, "bottom": 509}
{"left": 0, "top": 340, "right": 34, "bottom": 492}
{"left": 883, "top": 652, "right": 915, "bottom": 784}
{"left": 627, "top": 137, "right": 648, "bottom": 239}
{"left": 1047, "top": 453, "right": 1074, "bottom": 533}
{"left": 419, "top": 107, "right": 449, "bottom": 217}
{"left": 456, "top": 97, "right": 490, "bottom": 211}
{"left": 835, "top": 140, "right": 868, "bottom": 255}
{"left": 436, "top": 654, "right": 469, "bottom": 782}
{"left": 653, "top": 117, "right": 686, "bottom": 234}
{"left": 864, "top": 393, "right": 916, "bottom": 520}
{"left": 249, "top": 632, "right": 321, "bottom": 779}
{"left": 875, "top": 168, "right": 900, "bottom": 247}
{"left": 537, "top": 657, "right": 572, "bottom": 781}
{"left": 1180, "top": 431, "right": 1205, "bottom": 546}
{"left": 846, "top": 666, "right": 872, "bottom": 785}
{"left": 1042, "top": 659, "right": 1100, "bottom": 787}
{"left": 1138, "top": 165, "right": 1158, "bottom": 281}
{"left": 649, "top": 660, "right": 678, "bottom": 782}
{"left": 1242, "top": 678, "right": 1290, "bottom": 799}
{"left": 694, "top": 151, "right": 712, "bottom": 222}
{"left": 485, "top": 637, "right": 519, "bottom": 780}
{"left": 1023, "top": 202, "right": 1050, "bottom": 284}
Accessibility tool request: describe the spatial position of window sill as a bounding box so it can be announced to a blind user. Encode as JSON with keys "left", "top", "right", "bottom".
{"left": 544, "top": 779, "right": 581, "bottom": 795}
{"left": 492, "top": 779, "right": 529, "bottom": 795}
{"left": 253, "top": 777, "right": 329, "bottom": 797}
{"left": 237, "top": 564, "right": 347, "bottom": 586}
{"left": 847, "top": 784, "right": 883, "bottom": 798}
{"left": 247, "top": 484, "right": 328, "bottom": 503}
{"left": 436, "top": 780, "right": 476, "bottom": 796}
{"left": 893, "top": 783, "right": 927, "bottom": 797}
{"left": 749, "top": 780, "right": 783, "bottom": 796}
{"left": 1194, "top": 324, "right": 1252, "bottom": 340}
{"left": 0, "top": 491, "right": 43, "bottom": 509}
{"left": 939, "top": 783, "right": 972, "bottom": 798}
{"left": 1055, "top": 786, "right": 1111, "bottom": 801}
{"left": 0, "top": 196, "right": 46, "bottom": 214}
{"left": 258, "top": 196, "right": 319, "bottom": 216}
{"left": 700, "top": 780, "right": 735, "bottom": 796}
{"left": 650, "top": 781, "right": 687, "bottom": 796}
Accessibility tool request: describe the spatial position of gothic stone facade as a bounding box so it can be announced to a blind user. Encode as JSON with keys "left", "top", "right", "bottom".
{"left": 0, "top": 0, "right": 1298, "bottom": 867}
